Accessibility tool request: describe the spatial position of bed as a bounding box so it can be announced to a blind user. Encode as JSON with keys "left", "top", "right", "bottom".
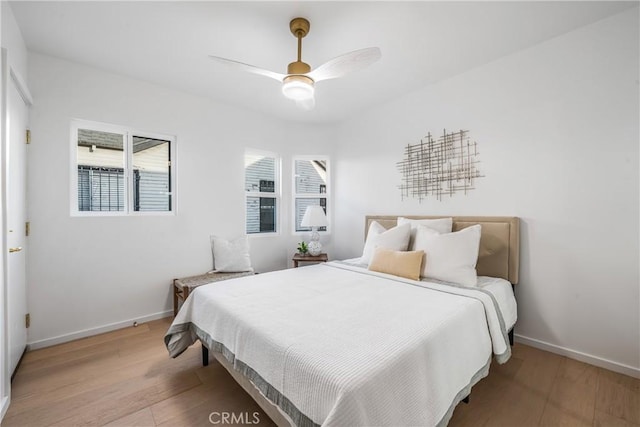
{"left": 165, "top": 215, "right": 519, "bottom": 427}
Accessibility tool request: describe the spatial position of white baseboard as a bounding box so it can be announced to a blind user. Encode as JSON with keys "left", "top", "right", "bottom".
{"left": 515, "top": 334, "right": 640, "bottom": 379}
{"left": 1, "top": 396, "right": 9, "bottom": 423}
{"left": 27, "top": 310, "right": 173, "bottom": 350}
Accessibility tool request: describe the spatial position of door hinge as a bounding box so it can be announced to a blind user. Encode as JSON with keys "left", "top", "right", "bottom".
{"left": 26, "top": 129, "right": 31, "bottom": 144}
{"left": 25, "top": 221, "right": 30, "bottom": 237}
{"left": 25, "top": 313, "right": 30, "bottom": 329}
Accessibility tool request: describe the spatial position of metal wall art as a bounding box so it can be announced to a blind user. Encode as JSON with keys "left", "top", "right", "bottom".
{"left": 397, "top": 129, "right": 483, "bottom": 202}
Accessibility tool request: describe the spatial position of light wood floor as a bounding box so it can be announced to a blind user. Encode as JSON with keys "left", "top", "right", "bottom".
{"left": 3, "top": 318, "right": 638, "bottom": 426}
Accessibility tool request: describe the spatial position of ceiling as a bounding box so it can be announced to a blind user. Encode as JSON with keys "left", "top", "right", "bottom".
{"left": 10, "top": 1, "right": 637, "bottom": 124}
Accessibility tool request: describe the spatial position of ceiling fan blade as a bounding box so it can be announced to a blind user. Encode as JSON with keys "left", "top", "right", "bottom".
{"left": 296, "top": 97, "right": 315, "bottom": 111}
{"left": 307, "top": 47, "right": 381, "bottom": 83}
{"left": 209, "top": 55, "right": 286, "bottom": 82}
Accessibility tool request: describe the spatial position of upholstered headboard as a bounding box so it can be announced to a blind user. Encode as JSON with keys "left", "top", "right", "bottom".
{"left": 365, "top": 216, "right": 520, "bottom": 284}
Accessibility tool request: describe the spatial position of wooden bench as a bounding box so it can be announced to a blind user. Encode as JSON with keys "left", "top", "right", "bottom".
{"left": 173, "top": 271, "right": 254, "bottom": 316}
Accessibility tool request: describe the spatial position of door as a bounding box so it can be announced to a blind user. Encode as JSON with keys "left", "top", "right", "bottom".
{"left": 6, "top": 70, "right": 29, "bottom": 376}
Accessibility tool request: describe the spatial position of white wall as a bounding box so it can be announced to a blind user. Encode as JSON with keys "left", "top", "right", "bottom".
{"left": 333, "top": 9, "right": 639, "bottom": 375}
{"left": 1, "top": 2, "right": 27, "bottom": 80}
{"left": 26, "top": 53, "right": 335, "bottom": 346}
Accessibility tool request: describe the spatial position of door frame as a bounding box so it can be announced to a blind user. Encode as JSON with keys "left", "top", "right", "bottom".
{"left": 0, "top": 46, "right": 8, "bottom": 423}
{"left": 0, "top": 47, "right": 33, "bottom": 421}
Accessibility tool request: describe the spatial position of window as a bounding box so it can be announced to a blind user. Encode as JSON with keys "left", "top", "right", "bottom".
{"left": 71, "top": 120, "right": 175, "bottom": 215}
{"left": 245, "top": 149, "right": 280, "bottom": 234}
{"left": 293, "top": 156, "right": 329, "bottom": 233}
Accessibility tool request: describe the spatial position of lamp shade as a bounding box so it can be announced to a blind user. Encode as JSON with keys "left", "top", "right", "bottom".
{"left": 300, "top": 205, "right": 328, "bottom": 227}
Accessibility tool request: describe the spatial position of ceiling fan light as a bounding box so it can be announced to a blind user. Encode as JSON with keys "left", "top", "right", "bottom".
{"left": 282, "top": 75, "right": 315, "bottom": 101}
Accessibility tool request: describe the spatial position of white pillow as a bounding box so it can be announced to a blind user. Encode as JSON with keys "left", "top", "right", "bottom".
{"left": 361, "top": 222, "right": 411, "bottom": 265}
{"left": 210, "top": 235, "right": 253, "bottom": 272}
{"left": 413, "top": 224, "right": 481, "bottom": 286}
{"left": 397, "top": 217, "right": 453, "bottom": 250}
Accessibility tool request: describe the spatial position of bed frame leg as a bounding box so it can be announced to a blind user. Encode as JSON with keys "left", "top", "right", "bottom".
{"left": 202, "top": 344, "right": 209, "bottom": 367}
{"left": 509, "top": 283, "right": 515, "bottom": 347}
{"left": 462, "top": 396, "right": 470, "bottom": 404}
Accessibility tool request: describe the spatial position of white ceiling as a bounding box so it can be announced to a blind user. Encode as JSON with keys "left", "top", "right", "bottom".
{"left": 10, "top": 1, "right": 637, "bottom": 124}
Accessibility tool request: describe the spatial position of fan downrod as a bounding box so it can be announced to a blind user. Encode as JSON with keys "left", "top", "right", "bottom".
{"left": 288, "top": 17, "right": 312, "bottom": 75}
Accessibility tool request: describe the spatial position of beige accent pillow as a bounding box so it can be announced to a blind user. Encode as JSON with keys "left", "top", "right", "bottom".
{"left": 368, "top": 248, "right": 425, "bottom": 281}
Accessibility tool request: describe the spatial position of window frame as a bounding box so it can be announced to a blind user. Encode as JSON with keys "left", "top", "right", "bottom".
{"left": 292, "top": 155, "right": 330, "bottom": 235}
{"left": 244, "top": 148, "right": 281, "bottom": 236}
{"left": 69, "top": 119, "right": 176, "bottom": 217}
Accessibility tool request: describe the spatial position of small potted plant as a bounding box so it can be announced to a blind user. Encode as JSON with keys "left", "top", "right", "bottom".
{"left": 297, "top": 241, "right": 309, "bottom": 256}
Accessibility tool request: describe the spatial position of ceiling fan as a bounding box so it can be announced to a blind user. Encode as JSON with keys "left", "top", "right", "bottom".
{"left": 209, "top": 17, "right": 381, "bottom": 110}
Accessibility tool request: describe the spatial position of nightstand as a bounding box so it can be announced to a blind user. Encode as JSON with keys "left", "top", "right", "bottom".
{"left": 292, "top": 253, "right": 328, "bottom": 268}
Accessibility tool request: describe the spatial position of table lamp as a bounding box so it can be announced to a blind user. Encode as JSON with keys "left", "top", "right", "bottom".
{"left": 300, "top": 205, "right": 328, "bottom": 256}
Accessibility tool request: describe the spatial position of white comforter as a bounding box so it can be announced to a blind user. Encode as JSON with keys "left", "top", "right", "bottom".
{"left": 165, "top": 261, "right": 515, "bottom": 427}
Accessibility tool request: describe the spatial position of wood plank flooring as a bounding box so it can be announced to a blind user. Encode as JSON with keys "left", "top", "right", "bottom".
{"left": 3, "top": 318, "right": 638, "bottom": 426}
